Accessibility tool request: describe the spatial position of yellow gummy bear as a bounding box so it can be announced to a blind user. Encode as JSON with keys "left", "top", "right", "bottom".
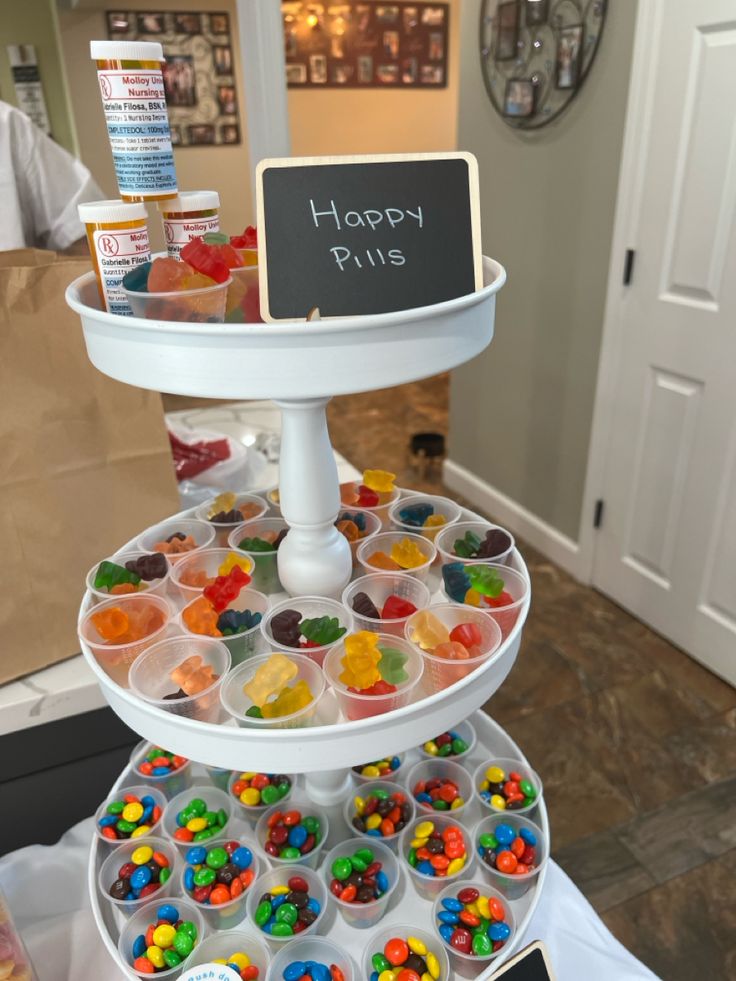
{"left": 424, "top": 513, "right": 447, "bottom": 528}
{"left": 391, "top": 537, "right": 426, "bottom": 569}
{"left": 362, "top": 469, "right": 396, "bottom": 493}
{"left": 261, "top": 678, "right": 313, "bottom": 718}
{"left": 464, "top": 588, "right": 482, "bottom": 607}
{"left": 207, "top": 491, "right": 236, "bottom": 518}
{"left": 218, "top": 551, "right": 253, "bottom": 577}
{"left": 243, "top": 653, "right": 298, "bottom": 707}
{"left": 339, "top": 630, "right": 381, "bottom": 689}
{"left": 408, "top": 610, "right": 451, "bottom": 651}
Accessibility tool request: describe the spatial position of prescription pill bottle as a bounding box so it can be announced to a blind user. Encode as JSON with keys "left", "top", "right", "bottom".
{"left": 159, "top": 191, "right": 221, "bottom": 259}
{"left": 91, "top": 39, "right": 177, "bottom": 202}
{"left": 78, "top": 200, "right": 151, "bottom": 316}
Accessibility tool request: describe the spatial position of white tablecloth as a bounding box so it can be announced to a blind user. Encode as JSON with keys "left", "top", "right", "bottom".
{"left": 0, "top": 818, "right": 658, "bottom": 981}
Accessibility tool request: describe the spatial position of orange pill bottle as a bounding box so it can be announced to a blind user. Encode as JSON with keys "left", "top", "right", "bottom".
{"left": 78, "top": 200, "right": 151, "bottom": 315}
{"left": 90, "top": 39, "right": 177, "bottom": 202}
{"left": 159, "top": 191, "right": 221, "bottom": 259}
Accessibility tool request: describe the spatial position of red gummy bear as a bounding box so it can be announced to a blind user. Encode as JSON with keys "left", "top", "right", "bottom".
{"left": 357, "top": 485, "right": 380, "bottom": 507}
{"left": 203, "top": 565, "right": 251, "bottom": 612}
{"left": 230, "top": 225, "right": 258, "bottom": 249}
{"left": 349, "top": 679, "right": 397, "bottom": 696}
{"left": 483, "top": 590, "right": 514, "bottom": 609}
{"left": 381, "top": 595, "right": 418, "bottom": 620}
{"left": 449, "top": 622, "right": 483, "bottom": 648}
{"left": 181, "top": 238, "right": 230, "bottom": 283}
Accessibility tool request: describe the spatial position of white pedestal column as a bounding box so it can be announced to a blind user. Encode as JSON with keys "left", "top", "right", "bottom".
{"left": 303, "top": 767, "right": 353, "bottom": 808}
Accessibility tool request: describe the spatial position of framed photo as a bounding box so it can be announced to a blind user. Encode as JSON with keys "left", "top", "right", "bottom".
{"left": 174, "top": 12, "right": 201, "bottom": 34}
{"left": 220, "top": 122, "right": 240, "bottom": 144}
{"left": 495, "top": 1, "right": 519, "bottom": 61}
{"left": 169, "top": 124, "right": 182, "bottom": 146}
{"left": 332, "top": 63, "right": 354, "bottom": 83}
{"left": 402, "top": 56, "right": 418, "bottom": 83}
{"left": 524, "top": 0, "right": 548, "bottom": 27}
{"left": 556, "top": 23, "right": 583, "bottom": 89}
{"left": 356, "top": 5, "right": 372, "bottom": 35}
{"left": 212, "top": 44, "right": 232, "bottom": 74}
{"left": 286, "top": 62, "right": 308, "bottom": 84}
{"left": 107, "top": 11, "right": 131, "bottom": 33}
{"left": 420, "top": 63, "right": 444, "bottom": 84}
{"left": 403, "top": 6, "right": 419, "bottom": 33}
{"left": 217, "top": 84, "right": 237, "bottom": 114}
{"left": 357, "top": 54, "right": 373, "bottom": 82}
{"left": 137, "top": 12, "right": 164, "bottom": 34}
{"left": 421, "top": 6, "right": 445, "bottom": 26}
{"left": 163, "top": 55, "right": 197, "bottom": 107}
{"left": 383, "top": 30, "right": 400, "bottom": 58}
{"left": 376, "top": 63, "right": 399, "bottom": 83}
{"left": 209, "top": 12, "right": 229, "bottom": 35}
{"left": 188, "top": 123, "right": 215, "bottom": 144}
{"left": 504, "top": 77, "right": 535, "bottom": 116}
{"left": 428, "top": 32, "right": 444, "bottom": 60}
{"left": 375, "top": 5, "right": 399, "bottom": 24}
{"left": 331, "top": 35, "right": 346, "bottom": 58}
{"left": 309, "top": 54, "right": 327, "bottom": 83}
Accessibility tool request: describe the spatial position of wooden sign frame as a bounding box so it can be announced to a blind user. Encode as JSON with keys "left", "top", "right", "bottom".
{"left": 255, "top": 152, "right": 483, "bottom": 323}
{"left": 492, "top": 941, "right": 556, "bottom": 980}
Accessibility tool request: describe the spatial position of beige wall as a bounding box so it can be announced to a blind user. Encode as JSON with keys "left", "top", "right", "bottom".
{"left": 288, "top": 0, "right": 460, "bottom": 155}
{"left": 57, "top": 0, "right": 253, "bottom": 251}
{"left": 448, "top": 0, "right": 637, "bottom": 541}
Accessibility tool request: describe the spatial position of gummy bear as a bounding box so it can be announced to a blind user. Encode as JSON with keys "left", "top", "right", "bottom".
{"left": 300, "top": 616, "right": 346, "bottom": 646}
{"left": 148, "top": 256, "right": 202, "bottom": 293}
{"left": 218, "top": 552, "right": 253, "bottom": 577}
{"left": 181, "top": 238, "right": 230, "bottom": 283}
{"left": 270, "top": 609, "right": 302, "bottom": 647}
{"left": 91, "top": 606, "right": 129, "bottom": 641}
{"left": 390, "top": 538, "right": 426, "bottom": 570}
{"left": 122, "top": 261, "right": 150, "bottom": 293}
{"left": 466, "top": 565, "right": 505, "bottom": 597}
{"left": 407, "top": 610, "right": 450, "bottom": 651}
{"left": 107, "top": 602, "right": 165, "bottom": 644}
{"left": 201, "top": 233, "right": 246, "bottom": 270}
{"left": 260, "top": 679, "right": 313, "bottom": 719}
{"left": 203, "top": 565, "right": 251, "bottom": 612}
{"left": 94, "top": 560, "right": 140, "bottom": 591}
{"left": 217, "top": 608, "right": 261, "bottom": 635}
{"left": 353, "top": 678, "right": 397, "bottom": 696}
{"left": 230, "top": 225, "right": 258, "bottom": 249}
{"left": 398, "top": 503, "right": 433, "bottom": 527}
{"left": 207, "top": 492, "right": 236, "bottom": 519}
{"left": 357, "top": 485, "right": 380, "bottom": 508}
{"left": 377, "top": 645, "right": 409, "bottom": 683}
{"left": 339, "top": 482, "right": 360, "bottom": 506}
{"left": 476, "top": 528, "right": 513, "bottom": 559}
{"left": 238, "top": 501, "right": 263, "bottom": 521}
{"left": 483, "top": 589, "right": 515, "bottom": 609}
{"left": 339, "top": 631, "right": 382, "bottom": 689}
{"left": 171, "top": 654, "right": 218, "bottom": 695}
{"left": 179, "top": 568, "right": 213, "bottom": 588}
{"left": 433, "top": 641, "right": 471, "bottom": 660}
{"left": 238, "top": 536, "right": 275, "bottom": 552}
{"left": 450, "top": 622, "right": 483, "bottom": 649}
{"left": 424, "top": 513, "right": 447, "bottom": 528}
{"left": 352, "top": 591, "right": 381, "bottom": 620}
{"left": 453, "top": 531, "right": 482, "bottom": 559}
{"left": 125, "top": 553, "right": 168, "bottom": 581}
{"left": 182, "top": 596, "right": 222, "bottom": 637}
{"left": 381, "top": 595, "right": 417, "bottom": 620}
{"left": 442, "top": 562, "right": 472, "bottom": 602}
{"left": 366, "top": 551, "right": 401, "bottom": 571}
{"left": 363, "top": 469, "right": 396, "bottom": 493}
{"left": 336, "top": 519, "right": 360, "bottom": 543}
{"left": 339, "top": 510, "right": 366, "bottom": 532}
{"left": 243, "top": 653, "right": 298, "bottom": 707}
{"left": 153, "top": 533, "right": 197, "bottom": 555}
{"left": 464, "top": 588, "right": 483, "bottom": 607}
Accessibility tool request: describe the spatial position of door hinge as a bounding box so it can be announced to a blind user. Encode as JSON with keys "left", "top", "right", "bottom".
{"left": 594, "top": 499, "right": 604, "bottom": 529}
{"left": 623, "top": 249, "right": 635, "bottom": 285}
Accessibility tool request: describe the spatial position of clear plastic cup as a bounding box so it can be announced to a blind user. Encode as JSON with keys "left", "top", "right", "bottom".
{"left": 253, "top": 798, "right": 329, "bottom": 870}
{"left": 260, "top": 596, "right": 353, "bottom": 668}
{"left": 195, "top": 493, "right": 269, "bottom": 546}
{"left": 226, "top": 265, "right": 260, "bottom": 323}
{"left": 339, "top": 481, "right": 400, "bottom": 527}
{"left": 418, "top": 720, "right": 477, "bottom": 764}
{"left": 351, "top": 755, "right": 405, "bottom": 784}
{"left": 405, "top": 758, "right": 475, "bottom": 826}
{"left": 98, "top": 836, "right": 178, "bottom": 918}
{"left": 356, "top": 532, "right": 436, "bottom": 584}
{"left": 180, "top": 836, "right": 260, "bottom": 931}
{"left": 435, "top": 520, "right": 515, "bottom": 566}
{"left": 323, "top": 634, "right": 423, "bottom": 721}
{"left": 472, "top": 757, "right": 543, "bottom": 818}
{"left": 431, "top": 878, "right": 516, "bottom": 977}
{"left": 220, "top": 652, "right": 325, "bottom": 730}
{"left": 473, "top": 812, "right": 548, "bottom": 900}
{"left": 118, "top": 897, "right": 206, "bottom": 979}
{"left": 85, "top": 549, "right": 172, "bottom": 604}
{"left": 342, "top": 781, "right": 416, "bottom": 853}
{"left": 128, "top": 635, "right": 231, "bottom": 723}
{"left": 162, "top": 787, "right": 234, "bottom": 853}
{"left": 441, "top": 564, "right": 529, "bottom": 640}
{"left": 268, "top": 936, "right": 353, "bottom": 981}
{"left": 404, "top": 604, "right": 503, "bottom": 693}
{"left": 188, "top": 930, "right": 271, "bottom": 977}
{"left": 245, "top": 865, "right": 327, "bottom": 947}
{"left": 170, "top": 547, "right": 255, "bottom": 605}
{"left": 129, "top": 740, "right": 193, "bottom": 799}
{"left": 399, "top": 814, "right": 475, "bottom": 901}
{"left": 335, "top": 507, "right": 383, "bottom": 566}
{"left": 203, "top": 765, "right": 232, "bottom": 792}
{"left": 179, "top": 587, "right": 270, "bottom": 667}
{"left": 342, "top": 574, "right": 431, "bottom": 637}
{"left": 362, "top": 925, "right": 450, "bottom": 981}
{"left": 137, "top": 518, "right": 216, "bottom": 563}
{"left": 228, "top": 771, "right": 295, "bottom": 827}
{"left": 265, "top": 486, "right": 281, "bottom": 514}
{"left": 227, "top": 518, "right": 289, "bottom": 594}
{"left": 124, "top": 276, "right": 232, "bottom": 323}
{"left": 94, "top": 785, "right": 167, "bottom": 846}
{"left": 322, "top": 839, "right": 399, "bottom": 929}
{"left": 79, "top": 593, "right": 173, "bottom": 688}
{"left": 388, "top": 494, "right": 463, "bottom": 542}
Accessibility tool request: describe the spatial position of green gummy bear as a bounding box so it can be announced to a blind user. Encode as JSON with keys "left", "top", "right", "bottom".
{"left": 238, "top": 536, "right": 275, "bottom": 552}
{"left": 299, "top": 615, "right": 346, "bottom": 645}
{"left": 377, "top": 646, "right": 409, "bottom": 684}
{"left": 466, "top": 564, "right": 505, "bottom": 597}
{"left": 203, "top": 231, "right": 229, "bottom": 244}
{"left": 453, "top": 530, "right": 482, "bottom": 558}
{"left": 93, "top": 559, "right": 141, "bottom": 590}
{"left": 245, "top": 705, "right": 263, "bottom": 718}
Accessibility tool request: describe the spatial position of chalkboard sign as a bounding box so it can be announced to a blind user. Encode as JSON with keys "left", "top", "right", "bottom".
{"left": 493, "top": 942, "right": 556, "bottom": 981}
{"left": 256, "top": 153, "right": 482, "bottom": 322}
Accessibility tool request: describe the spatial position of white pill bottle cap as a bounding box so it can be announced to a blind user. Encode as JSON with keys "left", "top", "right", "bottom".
{"left": 90, "top": 40, "right": 165, "bottom": 61}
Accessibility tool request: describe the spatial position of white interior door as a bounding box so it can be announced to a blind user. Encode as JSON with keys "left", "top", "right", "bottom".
{"left": 592, "top": 1, "right": 736, "bottom": 684}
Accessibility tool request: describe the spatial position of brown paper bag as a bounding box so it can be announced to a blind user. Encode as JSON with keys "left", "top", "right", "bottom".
{"left": 0, "top": 249, "right": 180, "bottom": 684}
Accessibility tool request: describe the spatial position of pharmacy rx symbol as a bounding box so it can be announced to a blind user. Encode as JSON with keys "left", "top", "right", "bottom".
{"left": 99, "top": 75, "right": 112, "bottom": 100}
{"left": 99, "top": 234, "right": 120, "bottom": 257}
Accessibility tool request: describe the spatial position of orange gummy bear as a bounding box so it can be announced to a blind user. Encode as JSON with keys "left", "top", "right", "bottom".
{"left": 91, "top": 606, "right": 129, "bottom": 641}
{"left": 153, "top": 534, "right": 197, "bottom": 555}
{"left": 337, "top": 519, "right": 361, "bottom": 543}
{"left": 366, "top": 551, "right": 401, "bottom": 571}
{"left": 182, "top": 596, "right": 222, "bottom": 637}
{"left": 179, "top": 568, "right": 213, "bottom": 588}
{"left": 433, "top": 641, "right": 471, "bottom": 660}
{"left": 171, "top": 654, "right": 218, "bottom": 695}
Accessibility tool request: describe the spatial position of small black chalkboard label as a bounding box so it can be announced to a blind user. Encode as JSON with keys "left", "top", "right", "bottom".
{"left": 493, "top": 942, "right": 556, "bottom": 981}
{"left": 256, "top": 153, "right": 482, "bottom": 322}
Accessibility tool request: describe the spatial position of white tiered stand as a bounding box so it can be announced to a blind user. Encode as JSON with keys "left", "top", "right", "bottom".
{"left": 67, "top": 258, "right": 549, "bottom": 979}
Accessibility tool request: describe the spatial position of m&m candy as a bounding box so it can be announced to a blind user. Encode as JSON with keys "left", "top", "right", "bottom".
{"left": 406, "top": 820, "right": 467, "bottom": 878}
{"left": 368, "top": 933, "right": 443, "bottom": 981}
{"left": 108, "top": 844, "right": 171, "bottom": 902}
{"left": 98, "top": 792, "right": 162, "bottom": 841}
{"left": 328, "top": 846, "right": 390, "bottom": 904}
{"left": 350, "top": 789, "right": 411, "bottom": 838}
{"left": 262, "top": 809, "right": 322, "bottom": 860}
{"left": 282, "top": 962, "right": 344, "bottom": 981}
{"left": 231, "top": 772, "right": 292, "bottom": 808}
{"left": 352, "top": 756, "right": 401, "bottom": 779}
{"left": 253, "top": 874, "right": 322, "bottom": 937}
{"left": 136, "top": 747, "right": 188, "bottom": 778}
{"left": 412, "top": 775, "right": 465, "bottom": 812}
{"left": 211, "top": 949, "right": 260, "bottom": 980}
{"left": 477, "top": 763, "right": 538, "bottom": 811}
{"left": 172, "top": 795, "right": 229, "bottom": 843}
{"left": 422, "top": 730, "right": 469, "bottom": 758}
{"left": 183, "top": 840, "right": 255, "bottom": 905}
{"left": 130, "top": 903, "right": 199, "bottom": 973}
{"left": 477, "top": 822, "right": 539, "bottom": 875}
{"left": 436, "top": 886, "right": 512, "bottom": 956}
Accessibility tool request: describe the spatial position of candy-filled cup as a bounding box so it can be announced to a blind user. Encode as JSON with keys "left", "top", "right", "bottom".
{"left": 118, "top": 897, "right": 206, "bottom": 979}
{"left": 228, "top": 518, "right": 289, "bottom": 594}
{"left": 431, "top": 879, "right": 516, "bottom": 978}
{"left": 228, "top": 771, "right": 294, "bottom": 827}
{"left": 473, "top": 812, "right": 548, "bottom": 901}
{"left": 404, "top": 604, "right": 502, "bottom": 694}
{"left": 356, "top": 532, "right": 436, "bottom": 585}
{"left": 351, "top": 755, "right": 405, "bottom": 784}
{"left": 162, "top": 787, "right": 234, "bottom": 853}
{"left": 226, "top": 264, "right": 261, "bottom": 323}
{"left": 124, "top": 276, "right": 231, "bottom": 323}
{"left": 441, "top": 564, "right": 529, "bottom": 641}
{"left": 265, "top": 486, "right": 281, "bottom": 514}
{"left": 79, "top": 593, "right": 173, "bottom": 688}
{"left": 405, "top": 758, "right": 475, "bottom": 826}
{"left": 322, "top": 839, "right": 400, "bottom": 929}
{"left": 178, "top": 587, "right": 269, "bottom": 667}
{"left": 137, "top": 518, "right": 216, "bottom": 564}
{"left": 323, "top": 634, "right": 423, "bottom": 721}
{"left": 343, "top": 781, "right": 415, "bottom": 854}
{"left": 435, "top": 521, "right": 515, "bottom": 567}
{"left": 170, "top": 547, "right": 255, "bottom": 605}
{"left": 245, "top": 865, "right": 327, "bottom": 948}
{"left": 188, "top": 930, "right": 271, "bottom": 978}
{"left": 473, "top": 757, "right": 543, "bottom": 818}
{"left": 260, "top": 596, "right": 353, "bottom": 668}
{"left": 399, "top": 814, "right": 474, "bottom": 901}
{"left": 419, "top": 720, "right": 477, "bottom": 764}
{"left": 362, "top": 924, "right": 450, "bottom": 981}
{"left": 129, "top": 740, "right": 193, "bottom": 799}
{"left": 94, "top": 786, "right": 167, "bottom": 846}
{"left": 339, "top": 481, "right": 400, "bottom": 527}
{"left": 253, "top": 798, "right": 329, "bottom": 870}
{"left": 180, "top": 837, "right": 260, "bottom": 931}
{"left": 342, "top": 574, "right": 431, "bottom": 638}
{"left": 98, "top": 836, "right": 178, "bottom": 919}
{"left": 195, "top": 493, "right": 269, "bottom": 546}
{"left": 86, "top": 549, "right": 172, "bottom": 604}
{"left": 268, "top": 937, "right": 353, "bottom": 981}
{"left": 220, "top": 652, "right": 325, "bottom": 730}
{"left": 388, "top": 494, "right": 462, "bottom": 542}
{"left": 335, "top": 507, "right": 383, "bottom": 566}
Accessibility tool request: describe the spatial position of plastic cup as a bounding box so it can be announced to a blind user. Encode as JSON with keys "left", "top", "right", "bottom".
{"left": 342, "top": 574, "right": 431, "bottom": 638}
{"left": 203, "top": 766, "right": 232, "bottom": 792}
{"left": 388, "top": 494, "right": 463, "bottom": 542}
{"left": 128, "top": 635, "right": 231, "bottom": 724}
{"left": 323, "top": 634, "right": 423, "bottom": 721}
{"left": 253, "top": 797, "right": 329, "bottom": 870}
{"left": 195, "top": 493, "right": 269, "bottom": 546}
{"left": 227, "top": 518, "right": 288, "bottom": 594}
{"left": 169, "top": 547, "right": 255, "bottom": 606}
{"left": 351, "top": 755, "right": 405, "bottom": 784}
{"left": 226, "top": 265, "right": 261, "bottom": 323}
{"left": 356, "top": 532, "right": 436, "bottom": 584}
{"left": 342, "top": 780, "right": 416, "bottom": 853}
{"left": 220, "top": 652, "right": 325, "bottom": 730}
{"left": 473, "top": 812, "right": 548, "bottom": 900}
{"left": 399, "top": 814, "right": 475, "bottom": 901}
{"left": 404, "top": 604, "right": 503, "bottom": 694}
{"left": 268, "top": 936, "right": 353, "bottom": 981}
{"left": 129, "top": 740, "right": 193, "bottom": 799}
{"left": 137, "top": 518, "right": 216, "bottom": 564}
{"left": 179, "top": 587, "right": 270, "bottom": 667}
{"left": 98, "top": 836, "right": 178, "bottom": 919}
{"left": 336, "top": 506, "right": 383, "bottom": 566}
{"left": 441, "top": 564, "right": 529, "bottom": 641}
{"left": 435, "top": 520, "right": 515, "bottom": 567}
{"left": 118, "top": 897, "right": 206, "bottom": 979}
{"left": 85, "top": 549, "right": 172, "bottom": 604}
{"left": 78, "top": 593, "right": 173, "bottom": 688}
{"left": 94, "top": 785, "right": 167, "bottom": 846}
{"left": 405, "top": 758, "right": 475, "bottom": 826}
{"left": 418, "top": 720, "right": 477, "bottom": 765}
{"left": 362, "top": 925, "right": 450, "bottom": 981}
{"left": 260, "top": 596, "right": 354, "bottom": 668}
{"left": 228, "top": 770, "right": 295, "bottom": 827}
{"left": 472, "top": 756, "right": 543, "bottom": 818}
{"left": 322, "top": 839, "right": 400, "bottom": 929}
{"left": 162, "top": 787, "right": 234, "bottom": 853}
{"left": 431, "top": 879, "right": 516, "bottom": 977}
{"left": 339, "top": 481, "right": 400, "bottom": 527}
{"left": 265, "top": 486, "right": 281, "bottom": 514}
{"left": 245, "top": 864, "right": 327, "bottom": 948}
{"left": 124, "top": 276, "right": 232, "bottom": 323}
{"left": 188, "top": 930, "right": 271, "bottom": 977}
{"left": 180, "top": 836, "right": 260, "bottom": 931}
